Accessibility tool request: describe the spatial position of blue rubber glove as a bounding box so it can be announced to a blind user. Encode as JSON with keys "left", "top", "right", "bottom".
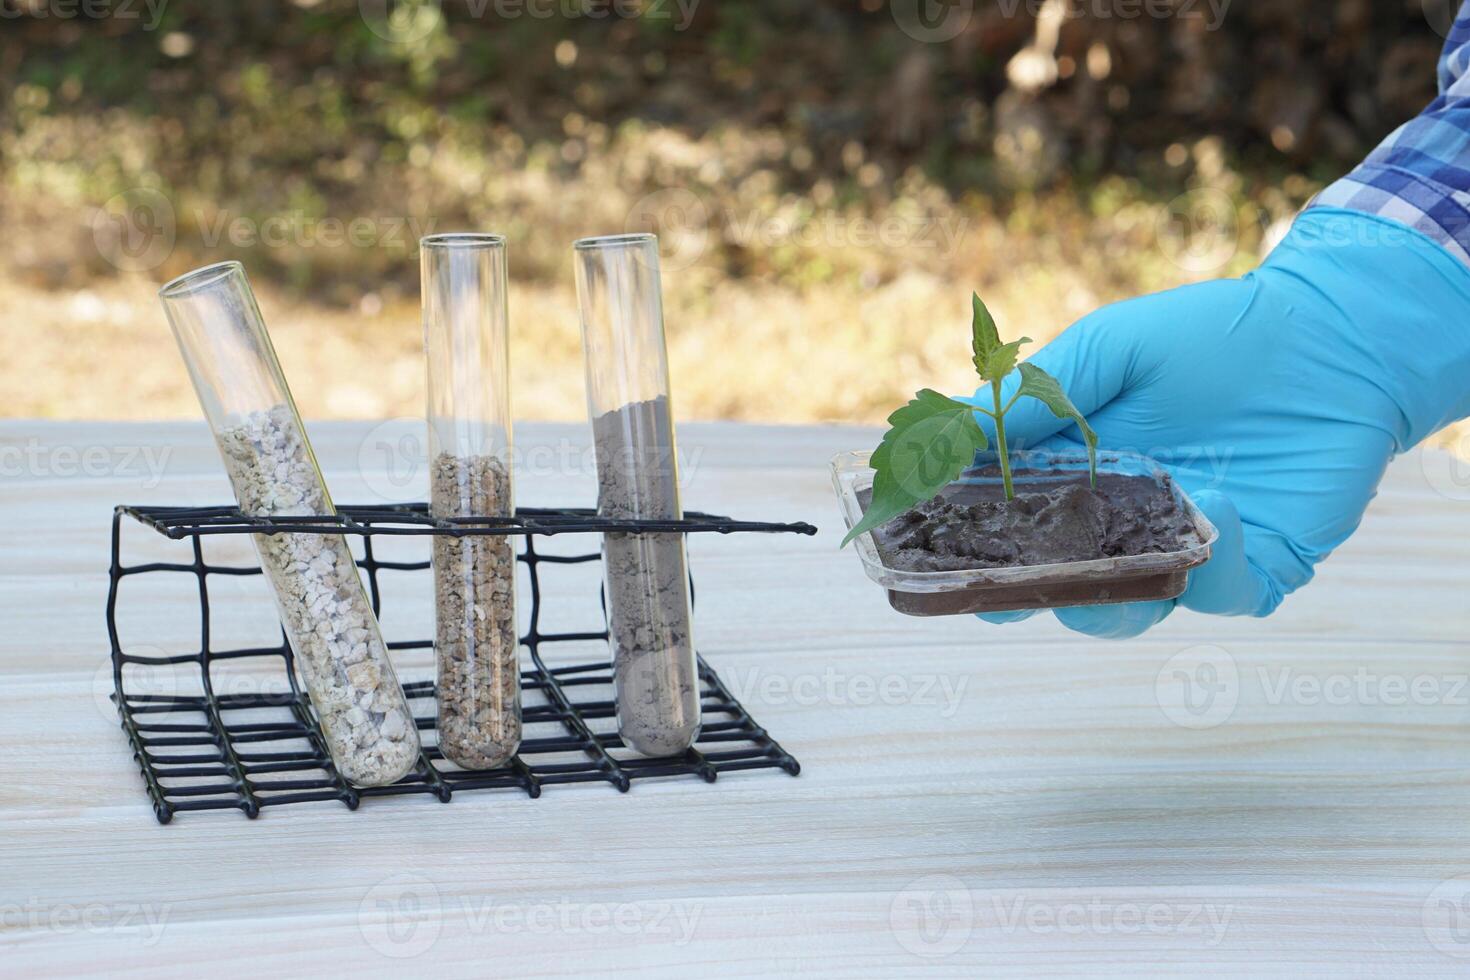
{"left": 970, "top": 208, "right": 1470, "bottom": 638}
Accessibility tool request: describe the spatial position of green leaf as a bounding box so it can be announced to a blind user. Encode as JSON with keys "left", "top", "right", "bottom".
{"left": 970, "top": 292, "right": 1001, "bottom": 371}
{"left": 981, "top": 337, "right": 1031, "bottom": 383}
{"left": 840, "top": 467, "right": 913, "bottom": 550}
{"left": 1016, "top": 362, "right": 1099, "bottom": 487}
{"left": 971, "top": 293, "right": 1031, "bottom": 382}
{"left": 841, "top": 389, "right": 988, "bottom": 547}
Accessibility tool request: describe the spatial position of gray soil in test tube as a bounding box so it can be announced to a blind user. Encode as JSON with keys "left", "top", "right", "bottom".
{"left": 591, "top": 396, "right": 701, "bottom": 756}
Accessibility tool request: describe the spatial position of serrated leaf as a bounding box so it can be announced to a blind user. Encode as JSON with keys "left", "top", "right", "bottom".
{"left": 840, "top": 467, "right": 913, "bottom": 550}
{"left": 1016, "top": 362, "right": 1099, "bottom": 487}
{"left": 886, "top": 399, "right": 987, "bottom": 495}
{"left": 980, "top": 337, "right": 1031, "bottom": 383}
{"left": 841, "top": 389, "right": 988, "bottom": 547}
{"left": 971, "top": 292, "right": 1002, "bottom": 369}
{"left": 971, "top": 293, "right": 1032, "bottom": 382}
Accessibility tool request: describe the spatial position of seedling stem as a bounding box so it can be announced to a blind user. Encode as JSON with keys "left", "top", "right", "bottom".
{"left": 991, "top": 377, "right": 1015, "bottom": 501}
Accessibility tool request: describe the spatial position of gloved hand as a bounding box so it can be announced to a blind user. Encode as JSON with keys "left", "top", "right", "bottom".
{"left": 969, "top": 208, "right": 1470, "bottom": 639}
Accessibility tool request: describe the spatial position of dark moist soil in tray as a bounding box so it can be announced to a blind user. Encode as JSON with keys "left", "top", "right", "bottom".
{"left": 856, "top": 469, "right": 1202, "bottom": 617}
{"left": 859, "top": 470, "right": 1194, "bottom": 574}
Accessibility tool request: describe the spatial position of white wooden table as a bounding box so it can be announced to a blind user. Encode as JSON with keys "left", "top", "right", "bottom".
{"left": 5, "top": 419, "right": 1470, "bottom": 977}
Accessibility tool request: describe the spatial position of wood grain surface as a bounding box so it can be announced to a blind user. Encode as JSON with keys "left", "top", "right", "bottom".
{"left": 3, "top": 419, "right": 1470, "bottom": 977}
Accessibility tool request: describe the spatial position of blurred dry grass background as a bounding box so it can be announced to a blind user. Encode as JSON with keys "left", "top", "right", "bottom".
{"left": 0, "top": 0, "right": 1454, "bottom": 426}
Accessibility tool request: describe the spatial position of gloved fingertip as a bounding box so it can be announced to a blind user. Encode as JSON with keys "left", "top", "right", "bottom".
{"left": 1054, "top": 600, "right": 1174, "bottom": 639}
{"left": 976, "top": 609, "right": 1038, "bottom": 625}
{"left": 1188, "top": 488, "right": 1237, "bottom": 526}
{"left": 1181, "top": 489, "right": 1282, "bottom": 617}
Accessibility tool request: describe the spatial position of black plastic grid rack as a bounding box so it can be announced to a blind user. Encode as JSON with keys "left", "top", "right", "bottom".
{"left": 108, "top": 503, "right": 816, "bottom": 823}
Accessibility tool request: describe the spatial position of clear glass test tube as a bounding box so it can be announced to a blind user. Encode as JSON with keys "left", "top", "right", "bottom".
{"left": 421, "top": 234, "right": 522, "bottom": 769}
{"left": 159, "top": 261, "right": 420, "bottom": 788}
{"left": 573, "top": 234, "right": 701, "bottom": 757}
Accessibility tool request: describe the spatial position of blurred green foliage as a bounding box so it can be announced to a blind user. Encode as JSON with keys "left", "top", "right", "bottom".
{"left": 0, "top": 0, "right": 1448, "bottom": 300}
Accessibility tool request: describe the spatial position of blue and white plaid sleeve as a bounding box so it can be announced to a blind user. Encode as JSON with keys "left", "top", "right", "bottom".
{"left": 1310, "top": 3, "right": 1470, "bottom": 265}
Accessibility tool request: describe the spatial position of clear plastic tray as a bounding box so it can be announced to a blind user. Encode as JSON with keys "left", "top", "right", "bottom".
{"left": 831, "top": 449, "right": 1218, "bottom": 617}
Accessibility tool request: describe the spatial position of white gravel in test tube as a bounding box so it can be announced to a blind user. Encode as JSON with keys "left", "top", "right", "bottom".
{"left": 217, "top": 406, "right": 420, "bottom": 787}
{"left": 431, "top": 451, "right": 521, "bottom": 769}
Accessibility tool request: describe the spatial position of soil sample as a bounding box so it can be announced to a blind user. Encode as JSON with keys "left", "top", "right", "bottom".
{"left": 431, "top": 452, "right": 521, "bottom": 770}
{"left": 591, "top": 396, "right": 701, "bottom": 757}
{"left": 218, "top": 406, "right": 421, "bottom": 786}
{"left": 870, "top": 471, "right": 1194, "bottom": 571}
{"left": 859, "top": 469, "right": 1204, "bottom": 616}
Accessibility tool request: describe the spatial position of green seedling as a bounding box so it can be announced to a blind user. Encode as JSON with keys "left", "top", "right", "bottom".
{"left": 841, "top": 293, "right": 1098, "bottom": 548}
